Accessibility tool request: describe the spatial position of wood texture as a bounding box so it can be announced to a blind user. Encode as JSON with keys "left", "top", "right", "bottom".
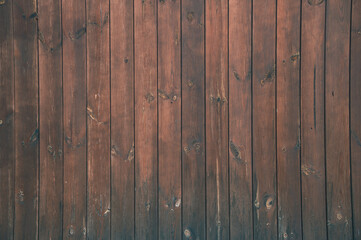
{"left": 229, "top": 0, "right": 253, "bottom": 238}
{"left": 351, "top": 0, "right": 361, "bottom": 238}
{"left": 13, "top": 0, "right": 39, "bottom": 238}
{"left": 252, "top": 0, "right": 277, "bottom": 238}
{"left": 276, "top": 0, "right": 302, "bottom": 239}
{"left": 0, "top": 0, "right": 14, "bottom": 238}
{"left": 86, "top": 0, "right": 111, "bottom": 238}
{"left": 205, "top": 0, "right": 229, "bottom": 239}
{"left": 38, "top": 0, "right": 63, "bottom": 238}
{"left": 2, "top": 0, "right": 360, "bottom": 238}
{"left": 325, "top": 0, "right": 353, "bottom": 239}
{"left": 110, "top": 0, "right": 134, "bottom": 239}
{"left": 62, "top": 0, "right": 87, "bottom": 238}
{"left": 181, "top": 0, "right": 206, "bottom": 239}
{"left": 300, "top": 0, "right": 327, "bottom": 239}
{"left": 158, "top": 0, "right": 182, "bottom": 239}
{"left": 134, "top": 0, "right": 158, "bottom": 238}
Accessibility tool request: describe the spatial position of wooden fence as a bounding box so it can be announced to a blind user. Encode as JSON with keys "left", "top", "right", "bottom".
{"left": 0, "top": 0, "right": 360, "bottom": 239}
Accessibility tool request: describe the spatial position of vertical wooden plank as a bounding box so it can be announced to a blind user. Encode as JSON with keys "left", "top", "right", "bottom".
{"left": 62, "top": 0, "right": 87, "bottom": 238}
{"left": 13, "top": 0, "right": 39, "bottom": 237}
{"left": 0, "top": 0, "right": 14, "bottom": 238}
{"left": 300, "top": 0, "right": 327, "bottom": 239}
{"left": 86, "top": 0, "right": 111, "bottom": 238}
{"left": 351, "top": 0, "right": 361, "bottom": 238}
{"left": 276, "top": 0, "right": 302, "bottom": 239}
{"left": 134, "top": 0, "right": 157, "bottom": 238}
{"left": 325, "top": 0, "right": 353, "bottom": 238}
{"left": 110, "top": 0, "right": 134, "bottom": 239}
{"left": 205, "top": 0, "right": 229, "bottom": 239}
{"left": 38, "top": 0, "right": 63, "bottom": 238}
{"left": 110, "top": 0, "right": 135, "bottom": 238}
{"left": 228, "top": 0, "right": 253, "bottom": 238}
{"left": 158, "top": 0, "right": 181, "bottom": 239}
{"left": 252, "top": 0, "right": 277, "bottom": 238}
{"left": 181, "top": 0, "right": 206, "bottom": 239}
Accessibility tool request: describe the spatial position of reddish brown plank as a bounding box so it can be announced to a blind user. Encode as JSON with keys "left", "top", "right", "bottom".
{"left": 181, "top": 0, "right": 206, "bottom": 239}
{"left": 86, "top": 0, "right": 111, "bottom": 238}
{"left": 13, "top": 0, "right": 39, "bottom": 238}
{"left": 0, "top": 0, "right": 14, "bottom": 238}
{"left": 134, "top": 0, "right": 158, "bottom": 238}
{"left": 205, "top": 0, "right": 229, "bottom": 239}
{"left": 62, "top": 0, "right": 87, "bottom": 238}
{"left": 325, "top": 0, "right": 353, "bottom": 238}
{"left": 276, "top": 0, "right": 302, "bottom": 239}
{"left": 351, "top": 0, "right": 361, "bottom": 238}
{"left": 300, "top": 0, "right": 327, "bottom": 239}
{"left": 110, "top": 0, "right": 134, "bottom": 238}
{"left": 158, "top": 0, "right": 182, "bottom": 239}
{"left": 252, "top": 0, "right": 277, "bottom": 238}
{"left": 38, "top": 0, "right": 63, "bottom": 238}
{"left": 229, "top": 0, "right": 253, "bottom": 238}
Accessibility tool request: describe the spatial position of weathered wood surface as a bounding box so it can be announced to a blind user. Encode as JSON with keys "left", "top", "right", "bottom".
{"left": 0, "top": 0, "right": 359, "bottom": 239}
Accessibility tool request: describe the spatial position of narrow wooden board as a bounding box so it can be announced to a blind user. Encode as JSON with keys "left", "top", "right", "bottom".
{"left": 276, "top": 0, "right": 302, "bottom": 239}
{"left": 158, "top": 0, "right": 182, "bottom": 239}
{"left": 134, "top": 0, "right": 158, "bottom": 238}
{"left": 110, "top": 0, "right": 134, "bottom": 239}
{"left": 229, "top": 0, "right": 253, "bottom": 238}
{"left": 0, "top": 0, "right": 14, "bottom": 238}
{"left": 205, "top": 0, "right": 229, "bottom": 239}
{"left": 62, "top": 0, "right": 87, "bottom": 238}
{"left": 181, "top": 0, "right": 206, "bottom": 239}
{"left": 13, "top": 0, "right": 39, "bottom": 238}
{"left": 252, "top": 0, "right": 277, "bottom": 238}
{"left": 351, "top": 0, "right": 361, "bottom": 238}
{"left": 325, "top": 0, "right": 353, "bottom": 239}
{"left": 86, "top": 0, "right": 111, "bottom": 238}
{"left": 38, "top": 0, "right": 63, "bottom": 238}
{"left": 300, "top": 0, "right": 327, "bottom": 239}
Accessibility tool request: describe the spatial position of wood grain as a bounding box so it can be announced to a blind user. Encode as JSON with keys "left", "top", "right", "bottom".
{"left": 252, "top": 0, "right": 277, "bottom": 238}
{"left": 13, "top": 0, "right": 39, "bottom": 238}
{"left": 325, "top": 0, "right": 353, "bottom": 238}
{"left": 181, "top": 0, "right": 206, "bottom": 239}
{"left": 86, "top": 0, "right": 111, "bottom": 238}
{"left": 205, "top": 0, "right": 229, "bottom": 239}
{"left": 110, "top": 0, "right": 134, "bottom": 239}
{"left": 158, "top": 0, "right": 182, "bottom": 239}
{"left": 300, "top": 0, "right": 327, "bottom": 239}
{"left": 277, "top": 0, "right": 302, "bottom": 239}
{"left": 0, "top": 0, "right": 14, "bottom": 238}
{"left": 351, "top": 0, "right": 361, "bottom": 238}
{"left": 62, "top": 0, "right": 87, "bottom": 238}
{"left": 134, "top": 0, "right": 158, "bottom": 238}
{"left": 229, "top": 0, "right": 253, "bottom": 238}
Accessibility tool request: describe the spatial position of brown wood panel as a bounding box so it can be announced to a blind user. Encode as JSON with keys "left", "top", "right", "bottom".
{"left": 300, "top": 0, "right": 327, "bottom": 239}
{"left": 276, "top": 0, "right": 302, "bottom": 239}
{"left": 13, "top": 0, "right": 39, "bottom": 238}
{"left": 229, "top": 0, "right": 253, "bottom": 238}
{"left": 325, "top": 0, "right": 353, "bottom": 239}
{"left": 86, "top": 0, "right": 111, "bottom": 238}
{"left": 134, "top": 0, "right": 158, "bottom": 238}
{"left": 38, "top": 0, "right": 63, "bottom": 238}
{"left": 205, "top": 0, "right": 229, "bottom": 239}
{"left": 252, "top": 0, "right": 277, "bottom": 238}
{"left": 62, "top": 0, "right": 87, "bottom": 238}
{"left": 110, "top": 0, "right": 134, "bottom": 239}
{"left": 181, "top": 0, "right": 206, "bottom": 239}
{"left": 351, "top": 0, "right": 361, "bottom": 238}
{"left": 0, "top": 0, "right": 14, "bottom": 238}
{"left": 158, "top": 0, "right": 182, "bottom": 239}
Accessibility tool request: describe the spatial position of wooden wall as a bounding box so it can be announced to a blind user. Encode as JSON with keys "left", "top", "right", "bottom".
{"left": 0, "top": 0, "right": 360, "bottom": 239}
